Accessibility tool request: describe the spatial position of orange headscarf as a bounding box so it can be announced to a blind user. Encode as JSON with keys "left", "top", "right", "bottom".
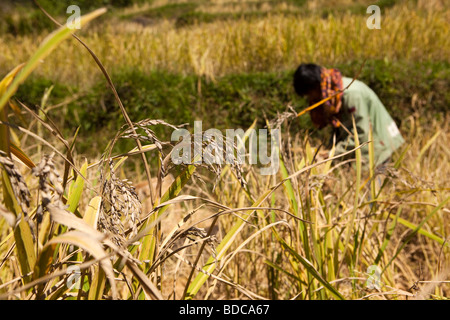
{"left": 310, "top": 67, "right": 343, "bottom": 129}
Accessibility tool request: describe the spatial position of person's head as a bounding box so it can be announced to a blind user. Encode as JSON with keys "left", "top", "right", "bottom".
{"left": 293, "top": 63, "right": 322, "bottom": 104}
{"left": 293, "top": 63, "right": 343, "bottom": 129}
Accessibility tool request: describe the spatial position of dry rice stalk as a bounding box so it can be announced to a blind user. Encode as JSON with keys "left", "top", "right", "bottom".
{"left": 268, "top": 105, "right": 298, "bottom": 130}
{"left": 177, "top": 226, "right": 218, "bottom": 260}
{"left": 414, "top": 268, "right": 450, "bottom": 300}
{"left": 0, "top": 150, "right": 31, "bottom": 218}
{"left": 383, "top": 166, "right": 436, "bottom": 190}
{"left": 96, "top": 118, "right": 247, "bottom": 246}
{"left": 115, "top": 119, "right": 182, "bottom": 178}
{"left": 32, "top": 152, "right": 65, "bottom": 223}
{"left": 167, "top": 131, "right": 247, "bottom": 191}
{"left": 98, "top": 160, "right": 142, "bottom": 247}
{"left": 96, "top": 119, "right": 182, "bottom": 246}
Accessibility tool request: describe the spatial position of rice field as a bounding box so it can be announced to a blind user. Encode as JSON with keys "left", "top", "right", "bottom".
{"left": 0, "top": 0, "right": 448, "bottom": 88}
{"left": 0, "top": 0, "right": 449, "bottom": 301}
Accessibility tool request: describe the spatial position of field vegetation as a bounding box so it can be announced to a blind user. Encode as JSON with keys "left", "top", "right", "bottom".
{"left": 0, "top": 0, "right": 448, "bottom": 300}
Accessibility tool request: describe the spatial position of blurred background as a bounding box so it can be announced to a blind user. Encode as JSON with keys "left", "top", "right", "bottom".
{"left": 0, "top": 0, "right": 448, "bottom": 155}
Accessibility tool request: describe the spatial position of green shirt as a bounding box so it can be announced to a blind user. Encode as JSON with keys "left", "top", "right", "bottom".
{"left": 334, "top": 77, "right": 405, "bottom": 167}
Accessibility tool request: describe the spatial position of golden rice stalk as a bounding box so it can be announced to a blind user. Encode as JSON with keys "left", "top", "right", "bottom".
{"left": 0, "top": 150, "right": 31, "bottom": 219}
{"left": 98, "top": 161, "right": 142, "bottom": 246}
{"left": 31, "top": 153, "right": 65, "bottom": 223}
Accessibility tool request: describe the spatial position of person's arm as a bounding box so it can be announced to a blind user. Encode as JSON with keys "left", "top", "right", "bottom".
{"left": 334, "top": 92, "right": 370, "bottom": 160}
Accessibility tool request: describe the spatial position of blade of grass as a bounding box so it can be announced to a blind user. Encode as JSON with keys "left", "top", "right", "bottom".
{"left": 374, "top": 206, "right": 402, "bottom": 265}
{"left": 67, "top": 160, "right": 87, "bottom": 216}
{"left": 275, "top": 233, "right": 345, "bottom": 300}
{"left": 368, "top": 123, "right": 376, "bottom": 205}
{"left": 185, "top": 189, "right": 271, "bottom": 299}
{"left": 45, "top": 230, "right": 117, "bottom": 300}
{"left": 0, "top": 64, "right": 25, "bottom": 155}
{"left": 1, "top": 169, "right": 36, "bottom": 284}
{"left": 382, "top": 196, "right": 450, "bottom": 275}
{"left": 414, "top": 130, "right": 441, "bottom": 166}
{"left": 83, "top": 196, "right": 102, "bottom": 229}
{"left": 88, "top": 266, "right": 106, "bottom": 300}
{"left": 33, "top": 242, "right": 57, "bottom": 298}
{"left": 0, "top": 8, "right": 107, "bottom": 113}
{"left": 137, "top": 164, "right": 197, "bottom": 266}
{"left": 33, "top": 0, "right": 156, "bottom": 208}
{"left": 339, "top": 115, "right": 361, "bottom": 280}
{"left": 9, "top": 142, "right": 36, "bottom": 169}
{"left": 381, "top": 209, "right": 449, "bottom": 247}
{"left": 15, "top": 100, "right": 78, "bottom": 188}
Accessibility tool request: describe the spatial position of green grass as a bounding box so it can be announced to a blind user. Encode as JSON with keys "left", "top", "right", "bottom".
{"left": 127, "top": 0, "right": 396, "bottom": 28}
{"left": 0, "top": 0, "right": 148, "bottom": 35}
{"left": 0, "top": 0, "right": 409, "bottom": 36}
{"left": 13, "top": 59, "right": 449, "bottom": 156}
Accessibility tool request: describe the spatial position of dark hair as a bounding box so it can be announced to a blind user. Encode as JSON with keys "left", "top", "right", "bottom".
{"left": 293, "top": 63, "right": 322, "bottom": 96}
